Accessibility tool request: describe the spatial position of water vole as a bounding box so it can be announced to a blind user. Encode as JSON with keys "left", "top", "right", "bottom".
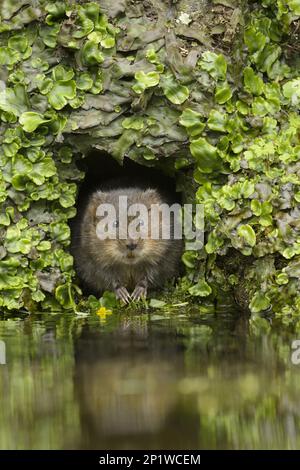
{"left": 71, "top": 186, "right": 183, "bottom": 303}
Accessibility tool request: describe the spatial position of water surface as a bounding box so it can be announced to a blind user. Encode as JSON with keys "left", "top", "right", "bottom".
{"left": 0, "top": 307, "right": 299, "bottom": 449}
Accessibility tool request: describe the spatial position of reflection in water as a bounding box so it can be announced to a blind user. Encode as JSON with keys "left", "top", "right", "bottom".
{"left": 0, "top": 308, "right": 300, "bottom": 449}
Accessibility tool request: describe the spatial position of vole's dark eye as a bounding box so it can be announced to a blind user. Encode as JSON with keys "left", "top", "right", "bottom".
{"left": 112, "top": 220, "right": 119, "bottom": 228}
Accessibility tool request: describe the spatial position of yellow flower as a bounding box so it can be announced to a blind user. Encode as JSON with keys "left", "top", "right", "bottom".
{"left": 96, "top": 306, "right": 113, "bottom": 322}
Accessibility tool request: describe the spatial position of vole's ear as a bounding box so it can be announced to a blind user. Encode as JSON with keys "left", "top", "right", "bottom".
{"left": 143, "top": 188, "right": 160, "bottom": 205}
{"left": 96, "top": 190, "right": 106, "bottom": 200}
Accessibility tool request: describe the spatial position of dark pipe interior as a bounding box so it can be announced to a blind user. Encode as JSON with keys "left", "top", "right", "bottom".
{"left": 75, "top": 150, "right": 182, "bottom": 207}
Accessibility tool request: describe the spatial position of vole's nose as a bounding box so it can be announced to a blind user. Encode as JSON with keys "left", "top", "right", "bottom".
{"left": 126, "top": 242, "right": 137, "bottom": 251}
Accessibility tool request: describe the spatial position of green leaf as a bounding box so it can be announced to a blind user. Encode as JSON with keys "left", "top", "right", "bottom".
{"left": 251, "top": 199, "right": 262, "bottom": 216}
{"left": 55, "top": 283, "right": 75, "bottom": 310}
{"left": 283, "top": 79, "right": 300, "bottom": 105}
{"left": 287, "top": 0, "right": 300, "bottom": 14}
{"left": 45, "top": 1, "right": 66, "bottom": 22}
{"left": 205, "top": 231, "right": 224, "bottom": 254}
{"left": 12, "top": 155, "right": 33, "bottom": 175}
{"left": 76, "top": 73, "right": 94, "bottom": 91}
{"left": 243, "top": 67, "right": 264, "bottom": 96}
{"left": 50, "top": 222, "right": 70, "bottom": 242}
{"left": 0, "top": 85, "right": 29, "bottom": 116}
{"left": 37, "top": 241, "right": 51, "bottom": 251}
{"left": 207, "top": 110, "right": 227, "bottom": 132}
{"left": 179, "top": 108, "right": 205, "bottom": 137}
{"left": 19, "top": 112, "right": 50, "bottom": 132}
{"left": 182, "top": 251, "right": 198, "bottom": 268}
{"left": 189, "top": 279, "right": 212, "bottom": 297}
{"left": 29, "top": 158, "right": 57, "bottom": 185}
{"left": 236, "top": 100, "right": 249, "bottom": 115}
{"left": 244, "top": 26, "right": 266, "bottom": 53}
{"left": 190, "top": 137, "right": 222, "bottom": 173}
{"left": 161, "top": 73, "right": 189, "bottom": 105}
{"left": 73, "top": 9, "right": 94, "bottom": 39}
{"left": 0, "top": 47, "right": 20, "bottom": 67}
{"left": 52, "top": 65, "right": 74, "bottom": 82}
{"left": 199, "top": 51, "right": 227, "bottom": 80}
{"left": 112, "top": 129, "right": 138, "bottom": 162}
{"left": 122, "top": 116, "right": 144, "bottom": 130}
{"left": 215, "top": 82, "right": 232, "bottom": 104}
{"left": 276, "top": 273, "right": 289, "bottom": 285}
{"left": 8, "top": 35, "right": 29, "bottom": 53}
{"left": 149, "top": 298, "right": 166, "bottom": 308}
{"left": 132, "top": 71, "right": 160, "bottom": 94}
{"left": 99, "top": 290, "right": 118, "bottom": 308}
{"left": 249, "top": 291, "right": 271, "bottom": 313}
{"left": 237, "top": 224, "right": 256, "bottom": 247}
{"left": 39, "top": 23, "right": 60, "bottom": 48}
{"left": 47, "top": 81, "right": 76, "bottom": 110}
{"left": 143, "top": 148, "right": 156, "bottom": 160}
{"left": 101, "top": 36, "right": 115, "bottom": 48}
{"left": 5, "top": 226, "right": 31, "bottom": 255}
{"left": 81, "top": 40, "right": 104, "bottom": 65}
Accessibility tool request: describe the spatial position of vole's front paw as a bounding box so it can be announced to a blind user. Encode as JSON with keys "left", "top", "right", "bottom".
{"left": 115, "top": 286, "right": 131, "bottom": 304}
{"left": 131, "top": 285, "right": 147, "bottom": 301}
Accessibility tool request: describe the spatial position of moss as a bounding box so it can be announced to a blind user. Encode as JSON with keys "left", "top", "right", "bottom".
{"left": 0, "top": 0, "right": 299, "bottom": 321}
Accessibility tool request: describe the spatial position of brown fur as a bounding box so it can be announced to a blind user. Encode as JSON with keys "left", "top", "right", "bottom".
{"left": 71, "top": 187, "right": 183, "bottom": 300}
